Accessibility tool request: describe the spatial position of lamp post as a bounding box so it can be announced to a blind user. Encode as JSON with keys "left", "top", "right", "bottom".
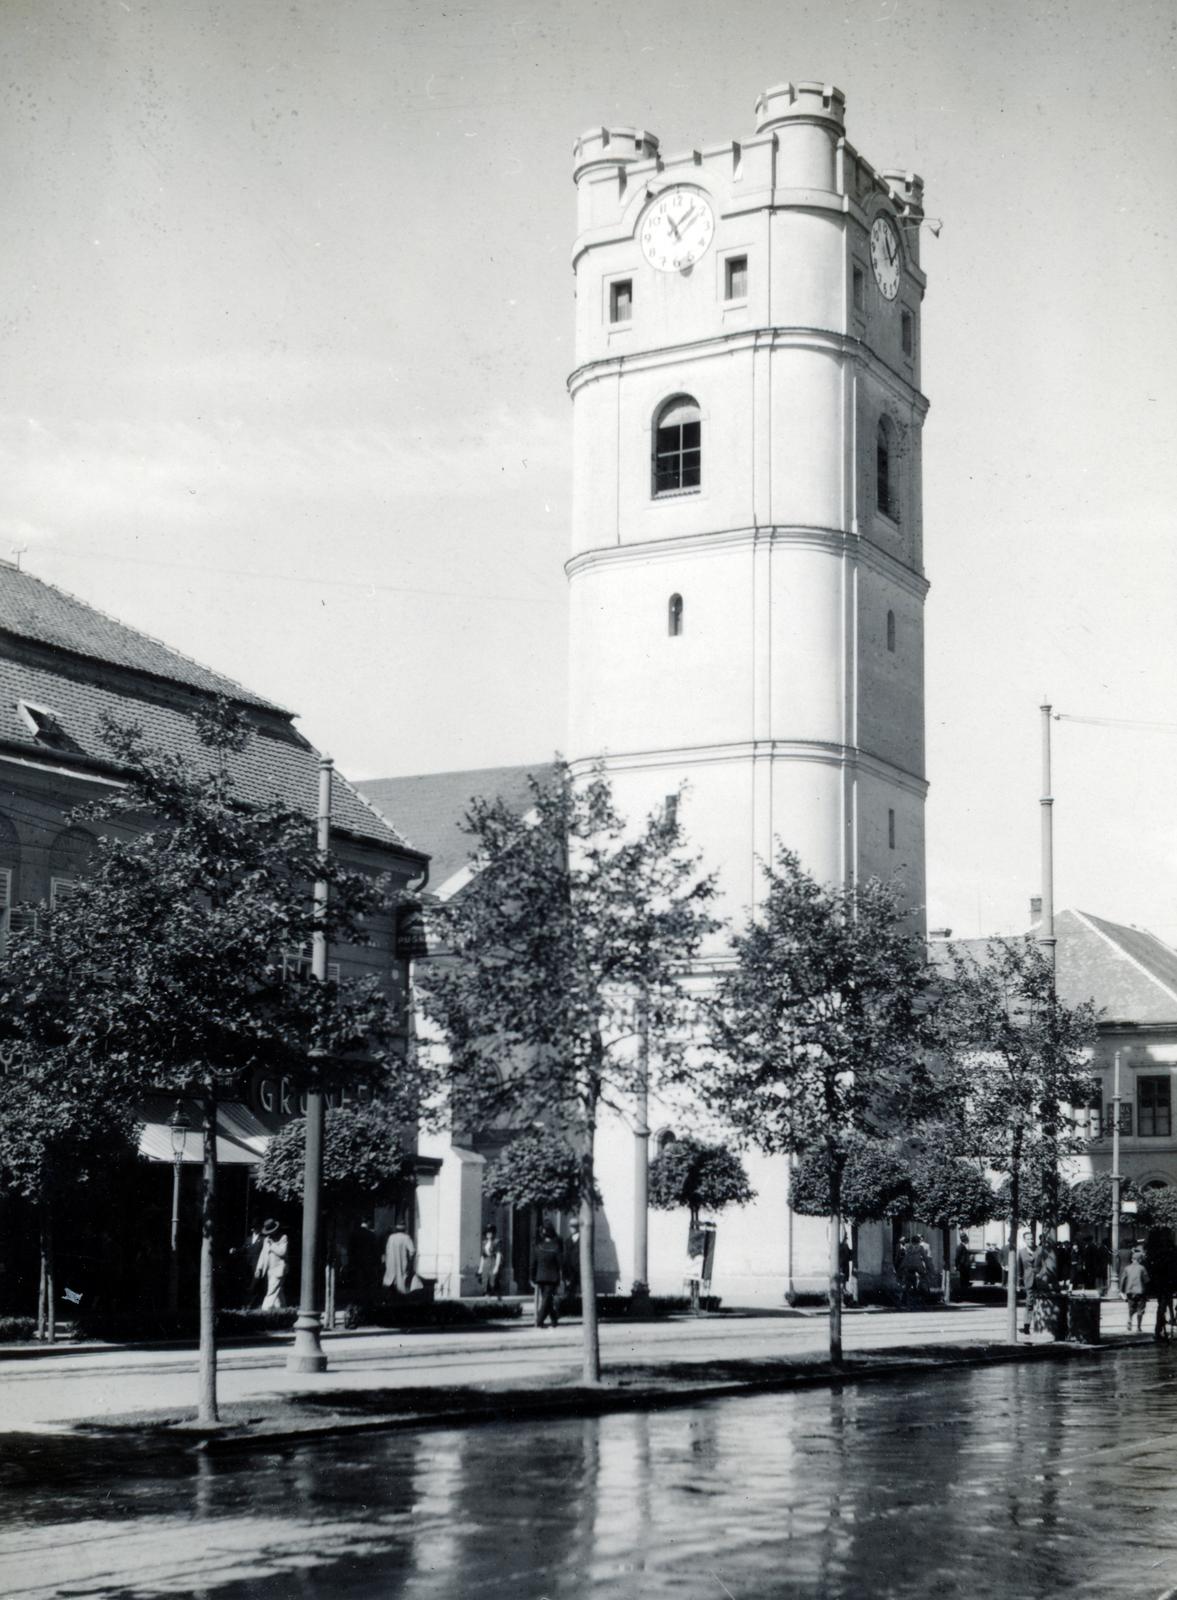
{"left": 168, "top": 1100, "right": 191, "bottom": 1314}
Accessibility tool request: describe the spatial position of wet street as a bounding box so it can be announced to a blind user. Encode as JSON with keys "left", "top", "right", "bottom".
{"left": 3, "top": 1345, "right": 1176, "bottom": 1600}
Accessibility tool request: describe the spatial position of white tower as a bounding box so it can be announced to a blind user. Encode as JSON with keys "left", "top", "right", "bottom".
{"left": 567, "top": 84, "right": 929, "bottom": 931}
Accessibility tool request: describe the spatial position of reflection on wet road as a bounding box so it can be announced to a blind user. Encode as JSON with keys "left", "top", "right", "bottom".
{"left": 3, "top": 1348, "right": 1177, "bottom": 1599}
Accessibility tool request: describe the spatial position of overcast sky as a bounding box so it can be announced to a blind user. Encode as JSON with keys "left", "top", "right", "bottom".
{"left": 0, "top": 0, "right": 1174, "bottom": 941}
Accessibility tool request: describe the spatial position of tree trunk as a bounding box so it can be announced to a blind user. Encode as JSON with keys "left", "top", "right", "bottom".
{"left": 942, "top": 1223, "right": 952, "bottom": 1306}
{"left": 324, "top": 1213, "right": 336, "bottom": 1331}
{"left": 35, "top": 1239, "right": 46, "bottom": 1341}
{"left": 198, "top": 1086, "right": 219, "bottom": 1425}
{"left": 828, "top": 1162, "right": 843, "bottom": 1367}
{"left": 579, "top": 1114, "right": 601, "bottom": 1385}
{"left": 41, "top": 1197, "right": 56, "bottom": 1345}
{"left": 1006, "top": 1161, "right": 1021, "bottom": 1346}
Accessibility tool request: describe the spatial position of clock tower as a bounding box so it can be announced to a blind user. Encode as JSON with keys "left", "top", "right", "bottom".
{"left": 566, "top": 83, "right": 929, "bottom": 938}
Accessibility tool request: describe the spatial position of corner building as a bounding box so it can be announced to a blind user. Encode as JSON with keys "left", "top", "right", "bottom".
{"left": 568, "top": 84, "right": 930, "bottom": 1300}
{"left": 567, "top": 83, "right": 928, "bottom": 931}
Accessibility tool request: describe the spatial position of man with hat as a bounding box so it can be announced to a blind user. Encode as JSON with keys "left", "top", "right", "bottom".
{"left": 255, "top": 1219, "right": 289, "bottom": 1310}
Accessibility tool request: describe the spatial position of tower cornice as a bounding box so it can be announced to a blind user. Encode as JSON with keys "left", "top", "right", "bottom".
{"left": 565, "top": 523, "right": 929, "bottom": 600}
{"left": 567, "top": 325, "right": 929, "bottom": 417}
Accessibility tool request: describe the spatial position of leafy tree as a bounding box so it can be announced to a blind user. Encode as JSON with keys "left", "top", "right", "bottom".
{"left": 789, "top": 1136, "right": 914, "bottom": 1223}
{"left": 0, "top": 704, "right": 414, "bottom": 1420}
{"left": 256, "top": 1097, "right": 413, "bottom": 1322}
{"left": 934, "top": 937, "right": 1098, "bottom": 1342}
{"left": 482, "top": 1128, "right": 587, "bottom": 1215}
{"left": 1065, "top": 1173, "right": 1140, "bottom": 1230}
{"left": 420, "top": 762, "right": 717, "bottom": 1383}
{"left": 704, "top": 849, "right": 934, "bottom": 1364}
{"left": 1139, "top": 1184, "right": 1177, "bottom": 1233}
{"left": 0, "top": 1070, "right": 140, "bottom": 1340}
{"left": 647, "top": 1137, "right": 756, "bottom": 1224}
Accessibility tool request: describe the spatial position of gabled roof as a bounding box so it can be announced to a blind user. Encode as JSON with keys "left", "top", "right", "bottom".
{"left": 0, "top": 566, "right": 412, "bottom": 854}
{"left": 935, "top": 909, "right": 1177, "bottom": 1026}
{"left": 357, "top": 764, "right": 554, "bottom": 893}
{"left": 0, "top": 561, "right": 283, "bottom": 710}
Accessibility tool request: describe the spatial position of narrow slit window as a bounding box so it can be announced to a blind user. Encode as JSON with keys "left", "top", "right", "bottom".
{"left": 852, "top": 265, "right": 865, "bottom": 313}
{"left": 653, "top": 397, "right": 702, "bottom": 496}
{"left": 876, "top": 416, "right": 896, "bottom": 521}
{"left": 901, "top": 308, "right": 914, "bottom": 356}
{"left": 888, "top": 809, "right": 896, "bottom": 850}
{"left": 886, "top": 610, "right": 896, "bottom": 652}
{"left": 725, "top": 255, "right": 748, "bottom": 300}
{"left": 610, "top": 279, "right": 633, "bottom": 324}
{"left": 668, "top": 593, "right": 684, "bottom": 636}
{"left": 663, "top": 794, "right": 679, "bottom": 827}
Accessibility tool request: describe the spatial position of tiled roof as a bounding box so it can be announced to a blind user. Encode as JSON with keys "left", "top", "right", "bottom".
{"left": 933, "top": 909, "right": 1177, "bottom": 1025}
{"left": 358, "top": 764, "right": 554, "bottom": 892}
{"left": 0, "top": 562, "right": 283, "bottom": 710}
{"left": 0, "top": 645, "right": 409, "bottom": 853}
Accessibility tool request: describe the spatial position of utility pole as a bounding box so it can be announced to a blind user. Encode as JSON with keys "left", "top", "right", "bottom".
{"left": 1039, "top": 702, "right": 1056, "bottom": 976}
{"left": 1110, "top": 1048, "right": 1122, "bottom": 1299}
{"left": 632, "top": 997, "right": 650, "bottom": 1292}
{"left": 287, "top": 756, "right": 332, "bottom": 1374}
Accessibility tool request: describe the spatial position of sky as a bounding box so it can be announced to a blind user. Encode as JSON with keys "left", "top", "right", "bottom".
{"left": 0, "top": 0, "right": 1174, "bottom": 941}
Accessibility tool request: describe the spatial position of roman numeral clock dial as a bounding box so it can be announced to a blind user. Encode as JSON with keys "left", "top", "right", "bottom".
{"left": 640, "top": 187, "right": 715, "bottom": 272}
{"left": 870, "top": 215, "right": 901, "bottom": 301}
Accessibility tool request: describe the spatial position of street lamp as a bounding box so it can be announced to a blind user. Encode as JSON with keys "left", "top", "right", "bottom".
{"left": 168, "top": 1100, "right": 191, "bottom": 1314}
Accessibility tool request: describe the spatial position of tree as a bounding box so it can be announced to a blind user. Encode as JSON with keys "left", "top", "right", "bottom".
{"left": 647, "top": 1137, "right": 756, "bottom": 1224}
{"left": 0, "top": 704, "right": 413, "bottom": 1421}
{"left": 419, "top": 762, "right": 717, "bottom": 1383}
{"left": 1065, "top": 1173, "right": 1140, "bottom": 1230}
{"left": 703, "top": 849, "right": 934, "bottom": 1364}
{"left": 934, "top": 937, "right": 1098, "bottom": 1343}
{"left": 482, "top": 1129, "right": 586, "bottom": 1215}
{"left": 789, "top": 1136, "right": 914, "bottom": 1224}
{"left": 256, "top": 1097, "right": 413, "bottom": 1323}
{"left": 0, "top": 1068, "right": 140, "bottom": 1340}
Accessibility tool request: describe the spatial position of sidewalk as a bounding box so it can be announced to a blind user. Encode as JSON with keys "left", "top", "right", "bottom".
{"left": 1, "top": 1299, "right": 1159, "bottom": 1449}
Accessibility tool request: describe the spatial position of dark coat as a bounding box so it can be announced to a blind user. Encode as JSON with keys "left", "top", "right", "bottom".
{"left": 531, "top": 1238, "right": 563, "bottom": 1286}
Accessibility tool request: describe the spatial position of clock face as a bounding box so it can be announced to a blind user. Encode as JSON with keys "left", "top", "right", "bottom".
{"left": 870, "top": 216, "right": 901, "bottom": 300}
{"left": 640, "top": 188, "right": 715, "bottom": 273}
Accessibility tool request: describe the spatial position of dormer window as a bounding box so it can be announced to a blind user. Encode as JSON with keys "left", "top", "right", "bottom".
{"left": 16, "top": 700, "right": 79, "bottom": 752}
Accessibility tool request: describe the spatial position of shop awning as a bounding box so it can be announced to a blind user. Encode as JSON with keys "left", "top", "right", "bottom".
{"left": 136, "top": 1098, "right": 272, "bottom": 1166}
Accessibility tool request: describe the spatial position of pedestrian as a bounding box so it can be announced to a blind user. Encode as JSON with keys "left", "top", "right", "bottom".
{"left": 383, "top": 1218, "right": 419, "bottom": 1297}
{"left": 1017, "top": 1230, "right": 1035, "bottom": 1333}
{"left": 254, "top": 1219, "right": 289, "bottom": 1311}
{"left": 839, "top": 1231, "right": 855, "bottom": 1305}
{"left": 1119, "top": 1245, "right": 1150, "bottom": 1334}
{"left": 1056, "top": 1235, "right": 1073, "bottom": 1288}
{"left": 230, "top": 1223, "right": 264, "bottom": 1307}
{"left": 954, "top": 1232, "right": 973, "bottom": 1295}
{"left": 562, "top": 1219, "right": 582, "bottom": 1299}
{"left": 984, "top": 1245, "right": 1002, "bottom": 1286}
{"left": 478, "top": 1225, "right": 503, "bottom": 1296}
{"left": 1150, "top": 1240, "right": 1177, "bottom": 1341}
{"left": 531, "top": 1221, "right": 563, "bottom": 1328}
{"left": 900, "top": 1235, "right": 926, "bottom": 1307}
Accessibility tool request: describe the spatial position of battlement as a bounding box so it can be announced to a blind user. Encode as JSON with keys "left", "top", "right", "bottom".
{"left": 882, "top": 169, "right": 926, "bottom": 218}
{"left": 573, "top": 126, "right": 660, "bottom": 184}
{"left": 754, "top": 81, "right": 846, "bottom": 134}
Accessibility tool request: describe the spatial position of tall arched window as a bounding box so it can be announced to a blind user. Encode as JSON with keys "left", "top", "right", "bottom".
{"left": 876, "top": 415, "right": 897, "bottom": 521}
{"left": 653, "top": 396, "right": 701, "bottom": 495}
{"left": 668, "top": 593, "right": 684, "bottom": 636}
{"left": 886, "top": 610, "right": 896, "bottom": 652}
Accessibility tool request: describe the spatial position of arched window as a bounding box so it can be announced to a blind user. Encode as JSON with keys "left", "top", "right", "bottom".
{"left": 653, "top": 1128, "right": 678, "bottom": 1156}
{"left": 668, "top": 593, "right": 683, "bottom": 636}
{"left": 886, "top": 610, "right": 896, "bottom": 652}
{"left": 49, "top": 825, "right": 95, "bottom": 906}
{"left": 653, "top": 396, "right": 701, "bottom": 496}
{"left": 876, "top": 416, "right": 897, "bottom": 521}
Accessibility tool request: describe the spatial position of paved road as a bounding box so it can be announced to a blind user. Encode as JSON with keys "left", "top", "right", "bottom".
{"left": 1, "top": 1338, "right": 1173, "bottom": 1600}
{"left": 0, "top": 1301, "right": 1135, "bottom": 1431}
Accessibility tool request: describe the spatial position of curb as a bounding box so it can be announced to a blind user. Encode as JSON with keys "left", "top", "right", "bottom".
{"left": 191, "top": 1336, "right": 1135, "bottom": 1457}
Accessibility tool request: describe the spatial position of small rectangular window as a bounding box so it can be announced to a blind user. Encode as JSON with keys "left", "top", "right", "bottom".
{"left": 1139, "top": 1075, "right": 1171, "bottom": 1138}
{"left": 887, "top": 809, "right": 896, "bottom": 850}
{"left": 663, "top": 795, "right": 679, "bottom": 827}
{"left": 901, "top": 308, "right": 914, "bottom": 356}
{"left": 725, "top": 256, "right": 748, "bottom": 300}
{"left": 1104, "top": 1103, "right": 1133, "bottom": 1137}
{"left": 609, "top": 280, "right": 633, "bottom": 324}
{"left": 852, "top": 265, "right": 865, "bottom": 313}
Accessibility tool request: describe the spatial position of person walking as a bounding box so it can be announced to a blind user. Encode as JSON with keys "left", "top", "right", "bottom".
{"left": 478, "top": 1225, "right": 504, "bottom": 1296}
{"left": 1150, "top": 1240, "right": 1176, "bottom": 1341}
{"left": 1018, "top": 1230, "right": 1035, "bottom": 1334}
{"left": 383, "top": 1219, "right": 418, "bottom": 1298}
{"left": 254, "top": 1219, "right": 289, "bottom": 1311}
{"left": 954, "top": 1233, "right": 973, "bottom": 1296}
{"left": 1120, "top": 1246, "right": 1150, "bottom": 1334}
{"left": 561, "top": 1219, "right": 582, "bottom": 1300}
{"left": 531, "top": 1222, "right": 564, "bottom": 1328}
